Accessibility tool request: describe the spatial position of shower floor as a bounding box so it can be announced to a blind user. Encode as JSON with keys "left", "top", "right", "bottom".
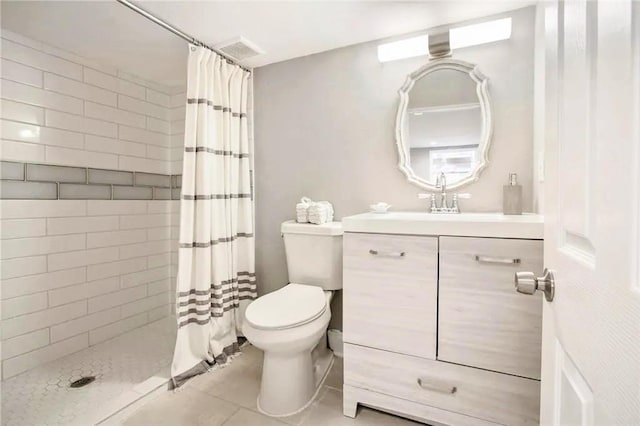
{"left": 1, "top": 317, "right": 177, "bottom": 426}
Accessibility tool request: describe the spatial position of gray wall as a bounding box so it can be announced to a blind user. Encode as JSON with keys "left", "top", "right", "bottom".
{"left": 254, "top": 7, "right": 536, "bottom": 329}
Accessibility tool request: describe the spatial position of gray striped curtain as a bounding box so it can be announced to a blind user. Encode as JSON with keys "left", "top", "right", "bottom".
{"left": 170, "top": 45, "right": 256, "bottom": 388}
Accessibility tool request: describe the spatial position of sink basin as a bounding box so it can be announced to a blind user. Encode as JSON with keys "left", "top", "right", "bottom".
{"left": 342, "top": 212, "right": 544, "bottom": 239}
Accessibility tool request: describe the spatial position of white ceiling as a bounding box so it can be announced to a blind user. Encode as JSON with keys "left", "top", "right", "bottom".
{"left": 1, "top": 1, "right": 534, "bottom": 89}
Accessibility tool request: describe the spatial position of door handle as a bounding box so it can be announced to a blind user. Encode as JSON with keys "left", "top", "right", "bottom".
{"left": 369, "top": 249, "right": 406, "bottom": 257}
{"left": 515, "top": 268, "right": 555, "bottom": 302}
{"left": 475, "top": 255, "right": 521, "bottom": 264}
{"left": 416, "top": 378, "right": 457, "bottom": 395}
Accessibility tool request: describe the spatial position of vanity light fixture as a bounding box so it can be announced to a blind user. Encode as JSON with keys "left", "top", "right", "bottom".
{"left": 450, "top": 17, "right": 512, "bottom": 50}
{"left": 377, "top": 17, "right": 512, "bottom": 63}
{"left": 428, "top": 31, "right": 451, "bottom": 58}
{"left": 377, "top": 34, "right": 429, "bottom": 63}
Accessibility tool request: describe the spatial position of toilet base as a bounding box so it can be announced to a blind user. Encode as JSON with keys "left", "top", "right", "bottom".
{"left": 256, "top": 342, "right": 334, "bottom": 417}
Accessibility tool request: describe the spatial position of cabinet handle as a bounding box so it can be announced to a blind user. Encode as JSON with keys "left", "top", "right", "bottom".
{"left": 417, "top": 378, "right": 457, "bottom": 394}
{"left": 369, "top": 249, "right": 405, "bottom": 257}
{"left": 474, "top": 255, "right": 521, "bottom": 265}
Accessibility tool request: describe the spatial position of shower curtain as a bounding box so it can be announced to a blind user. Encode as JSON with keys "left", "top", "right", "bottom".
{"left": 170, "top": 45, "right": 256, "bottom": 388}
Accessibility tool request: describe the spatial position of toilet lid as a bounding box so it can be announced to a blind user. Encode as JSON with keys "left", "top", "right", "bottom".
{"left": 245, "top": 283, "right": 327, "bottom": 330}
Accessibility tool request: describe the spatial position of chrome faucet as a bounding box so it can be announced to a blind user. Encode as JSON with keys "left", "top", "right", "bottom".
{"left": 418, "top": 172, "right": 471, "bottom": 213}
{"left": 436, "top": 172, "right": 448, "bottom": 211}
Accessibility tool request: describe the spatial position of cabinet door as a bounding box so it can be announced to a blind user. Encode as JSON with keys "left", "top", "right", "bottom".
{"left": 438, "top": 236, "right": 543, "bottom": 379}
{"left": 343, "top": 232, "right": 438, "bottom": 359}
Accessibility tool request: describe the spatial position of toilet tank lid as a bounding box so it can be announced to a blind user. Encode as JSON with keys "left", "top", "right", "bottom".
{"left": 281, "top": 220, "right": 343, "bottom": 236}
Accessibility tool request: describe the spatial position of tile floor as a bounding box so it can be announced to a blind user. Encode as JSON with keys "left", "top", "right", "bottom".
{"left": 1, "top": 317, "right": 176, "bottom": 426}
{"left": 106, "top": 344, "right": 422, "bottom": 426}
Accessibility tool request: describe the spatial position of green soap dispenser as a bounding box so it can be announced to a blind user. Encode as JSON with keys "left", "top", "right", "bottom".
{"left": 503, "top": 173, "right": 522, "bottom": 215}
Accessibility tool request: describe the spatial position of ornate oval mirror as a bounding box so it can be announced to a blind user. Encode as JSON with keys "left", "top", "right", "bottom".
{"left": 395, "top": 59, "right": 492, "bottom": 191}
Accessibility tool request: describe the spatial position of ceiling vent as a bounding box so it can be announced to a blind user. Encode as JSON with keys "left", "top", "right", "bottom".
{"left": 215, "top": 37, "right": 265, "bottom": 61}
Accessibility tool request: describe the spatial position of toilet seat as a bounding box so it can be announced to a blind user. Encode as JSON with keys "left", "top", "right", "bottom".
{"left": 245, "top": 283, "right": 327, "bottom": 330}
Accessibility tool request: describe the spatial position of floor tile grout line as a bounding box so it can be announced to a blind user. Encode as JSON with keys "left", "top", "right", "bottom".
{"left": 220, "top": 405, "right": 244, "bottom": 426}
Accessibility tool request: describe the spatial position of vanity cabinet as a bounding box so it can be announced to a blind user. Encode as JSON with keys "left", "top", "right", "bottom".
{"left": 438, "top": 236, "right": 543, "bottom": 380}
{"left": 343, "top": 233, "right": 438, "bottom": 359}
{"left": 344, "top": 344, "right": 540, "bottom": 426}
{"left": 341, "top": 215, "right": 544, "bottom": 426}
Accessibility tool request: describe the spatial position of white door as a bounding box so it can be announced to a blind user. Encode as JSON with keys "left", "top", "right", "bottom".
{"left": 531, "top": 1, "right": 640, "bottom": 424}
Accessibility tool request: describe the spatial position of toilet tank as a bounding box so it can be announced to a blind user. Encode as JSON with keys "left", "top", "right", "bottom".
{"left": 281, "top": 221, "right": 343, "bottom": 290}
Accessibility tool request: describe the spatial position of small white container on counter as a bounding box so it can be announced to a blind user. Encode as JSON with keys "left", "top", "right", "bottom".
{"left": 369, "top": 202, "right": 391, "bottom": 214}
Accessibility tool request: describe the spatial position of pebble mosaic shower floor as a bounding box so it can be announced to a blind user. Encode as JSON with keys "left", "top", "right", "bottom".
{"left": 1, "top": 317, "right": 176, "bottom": 426}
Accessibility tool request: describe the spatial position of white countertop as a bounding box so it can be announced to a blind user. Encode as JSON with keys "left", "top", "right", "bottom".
{"left": 342, "top": 212, "right": 544, "bottom": 239}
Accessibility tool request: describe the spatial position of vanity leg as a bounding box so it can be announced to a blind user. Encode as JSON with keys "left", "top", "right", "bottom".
{"left": 343, "top": 385, "right": 358, "bottom": 418}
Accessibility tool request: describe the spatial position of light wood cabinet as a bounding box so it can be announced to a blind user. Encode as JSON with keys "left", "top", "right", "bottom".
{"left": 343, "top": 232, "right": 543, "bottom": 425}
{"left": 438, "top": 236, "right": 543, "bottom": 379}
{"left": 344, "top": 344, "right": 540, "bottom": 426}
{"left": 343, "top": 233, "right": 438, "bottom": 359}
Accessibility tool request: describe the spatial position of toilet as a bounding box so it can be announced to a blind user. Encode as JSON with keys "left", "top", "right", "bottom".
{"left": 242, "top": 220, "right": 343, "bottom": 417}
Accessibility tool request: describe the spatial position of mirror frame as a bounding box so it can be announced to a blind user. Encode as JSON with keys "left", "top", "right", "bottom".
{"left": 395, "top": 58, "right": 493, "bottom": 191}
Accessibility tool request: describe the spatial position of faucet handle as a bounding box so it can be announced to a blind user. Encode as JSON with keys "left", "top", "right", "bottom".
{"left": 418, "top": 193, "right": 439, "bottom": 213}
{"left": 450, "top": 193, "right": 471, "bottom": 214}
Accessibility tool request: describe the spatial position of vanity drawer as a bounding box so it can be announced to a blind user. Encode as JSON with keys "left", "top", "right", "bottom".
{"left": 438, "top": 236, "right": 543, "bottom": 379}
{"left": 343, "top": 232, "right": 437, "bottom": 359}
{"left": 344, "top": 343, "right": 540, "bottom": 426}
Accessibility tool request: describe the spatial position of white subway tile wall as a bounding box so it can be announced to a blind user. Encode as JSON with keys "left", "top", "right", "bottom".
{"left": 169, "top": 92, "right": 186, "bottom": 175}
{"left": 0, "top": 200, "right": 178, "bottom": 378}
{"left": 0, "top": 29, "right": 186, "bottom": 175}
{"left": 0, "top": 29, "right": 185, "bottom": 379}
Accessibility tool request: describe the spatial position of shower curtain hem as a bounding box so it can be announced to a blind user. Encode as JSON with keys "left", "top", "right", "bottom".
{"left": 169, "top": 360, "right": 210, "bottom": 390}
{"left": 169, "top": 338, "right": 246, "bottom": 389}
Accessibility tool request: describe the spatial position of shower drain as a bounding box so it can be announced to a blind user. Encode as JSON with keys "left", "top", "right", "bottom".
{"left": 69, "top": 376, "right": 96, "bottom": 388}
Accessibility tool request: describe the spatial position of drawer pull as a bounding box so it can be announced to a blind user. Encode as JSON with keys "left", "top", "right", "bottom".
{"left": 369, "top": 249, "right": 406, "bottom": 257}
{"left": 416, "top": 378, "right": 457, "bottom": 395}
{"left": 474, "top": 255, "right": 521, "bottom": 265}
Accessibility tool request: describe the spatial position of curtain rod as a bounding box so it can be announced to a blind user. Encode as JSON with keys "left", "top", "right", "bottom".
{"left": 115, "top": 0, "right": 252, "bottom": 73}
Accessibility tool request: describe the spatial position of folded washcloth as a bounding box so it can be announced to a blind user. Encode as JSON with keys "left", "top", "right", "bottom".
{"left": 296, "top": 197, "right": 313, "bottom": 223}
{"left": 308, "top": 201, "right": 334, "bottom": 225}
{"left": 296, "top": 197, "right": 334, "bottom": 224}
